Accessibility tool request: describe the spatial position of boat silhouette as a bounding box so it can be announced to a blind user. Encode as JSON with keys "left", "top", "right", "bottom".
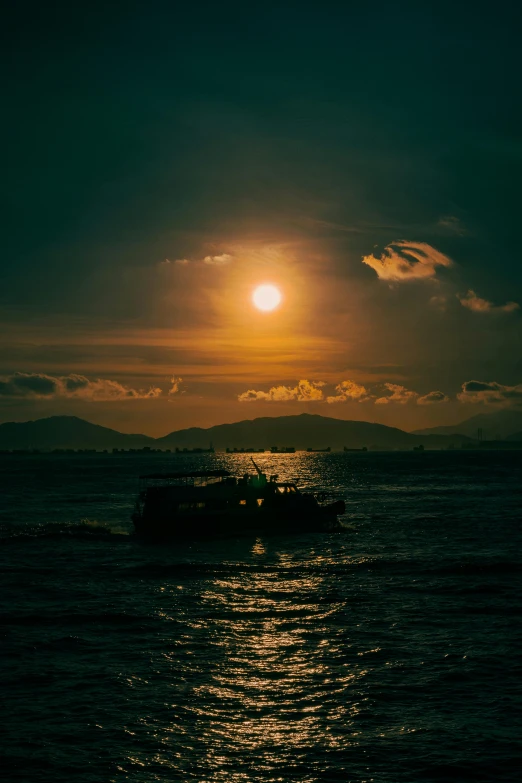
{"left": 132, "top": 459, "right": 344, "bottom": 538}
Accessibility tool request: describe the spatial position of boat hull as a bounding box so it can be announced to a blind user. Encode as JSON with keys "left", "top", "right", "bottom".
{"left": 132, "top": 500, "right": 345, "bottom": 539}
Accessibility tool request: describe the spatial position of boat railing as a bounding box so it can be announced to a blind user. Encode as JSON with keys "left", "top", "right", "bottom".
{"left": 138, "top": 470, "right": 231, "bottom": 488}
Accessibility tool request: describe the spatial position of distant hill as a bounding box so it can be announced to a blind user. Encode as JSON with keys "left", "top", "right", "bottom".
{"left": 0, "top": 416, "right": 154, "bottom": 450}
{"left": 0, "top": 413, "right": 471, "bottom": 452}
{"left": 156, "top": 413, "right": 469, "bottom": 451}
{"left": 413, "top": 409, "right": 522, "bottom": 440}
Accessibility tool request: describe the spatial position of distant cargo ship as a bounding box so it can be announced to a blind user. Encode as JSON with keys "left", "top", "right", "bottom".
{"left": 226, "top": 447, "right": 265, "bottom": 454}
{"left": 307, "top": 447, "right": 331, "bottom": 452}
{"left": 175, "top": 445, "right": 214, "bottom": 454}
{"left": 270, "top": 446, "right": 296, "bottom": 453}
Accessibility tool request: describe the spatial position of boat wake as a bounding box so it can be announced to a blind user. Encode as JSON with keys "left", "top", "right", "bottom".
{"left": 0, "top": 519, "right": 131, "bottom": 542}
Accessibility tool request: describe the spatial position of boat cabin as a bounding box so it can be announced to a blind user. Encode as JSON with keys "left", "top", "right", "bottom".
{"left": 135, "top": 468, "right": 304, "bottom": 521}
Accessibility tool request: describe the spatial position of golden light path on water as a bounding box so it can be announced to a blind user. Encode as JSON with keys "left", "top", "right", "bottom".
{"left": 114, "top": 454, "right": 433, "bottom": 781}
{"left": 165, "top": 566, "right": 368, "bottom": 779}
{"left": 3, "top": 449, "right": 520, "bottom": 782}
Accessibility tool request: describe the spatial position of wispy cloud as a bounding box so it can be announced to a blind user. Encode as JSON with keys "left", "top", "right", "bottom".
{"left": 0, "top": 372, "right": 163, "bottom": 401}
{"left": 326, "top": 380, "right": 371, "bottom": 404}
{"left": 203, "top": 253, "right": 233, "bottom": 266}
{"left": 457, "top": 290, "right": 519, "bottom": 314}
{"left": 457, "top": 380, "right": 522, "bottom": 405}
{"left": 238, "top": 379, "right": 325, "bottom": 402}
{"left": 429, "top": 295, "right": 447, "bottom": 311}
{"left": 160, "top": 253, "right": 233, "bottom": 267}
{"left": 362, "top": 241, "right": 453, "bottom": 282}
{"left": 298, "top": 217, "right": 370, "bottom": 234}
{"left": 417, "top": 390, "right": 450, "bottom": 405}
{"left": 437, "top": 215, "right": 466, "bottom": 236}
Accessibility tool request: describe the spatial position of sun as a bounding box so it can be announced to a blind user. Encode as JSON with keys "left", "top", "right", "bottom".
{"left": 252, "top": 284, "right": 282, "bottom": 312}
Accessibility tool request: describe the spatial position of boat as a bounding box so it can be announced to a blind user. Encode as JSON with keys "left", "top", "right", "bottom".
{"left": 131, "top": 459, "right": 345, "bottom": 538}
{"left": 226, "top": 447, "right": 265, "bottom": 453}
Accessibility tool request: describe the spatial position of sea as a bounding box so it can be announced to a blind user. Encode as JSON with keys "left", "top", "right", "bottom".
{"left": 1, "top": 451, "right": 521, "bottom": 783}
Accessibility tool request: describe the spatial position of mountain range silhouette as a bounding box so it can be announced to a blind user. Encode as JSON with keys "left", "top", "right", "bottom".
{"left": 0, "top": 412, "right": 496, "bottom": 451}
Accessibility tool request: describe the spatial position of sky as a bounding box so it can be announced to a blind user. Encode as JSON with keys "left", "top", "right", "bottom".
{"left": 2, "top": 2, "right": 522, "bottom": 435}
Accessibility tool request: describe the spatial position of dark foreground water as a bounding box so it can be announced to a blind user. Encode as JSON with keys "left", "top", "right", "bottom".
{"left": 1, "top": 451, "right": 521, "bottom": 783}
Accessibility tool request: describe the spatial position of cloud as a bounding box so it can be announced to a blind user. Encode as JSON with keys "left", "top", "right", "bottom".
{"left": 457, "top": 290, "right": 519, "bottom": 314}
{"left": 0, "top": 372, "right": 163, "bottom": 401}
{"left": 429, "top": 295, "right": 447, "bottom": 311}
{"left": 437, "top": 215, "right": 466, "bottom": 236}
{"left": 457, "top": 380, "right": 522, "bottom": 406}
{"left": 326, "top": 380, "right": 371, "bottom": 404}
{"left": 169, "top": 376, "right": 183, "bottom": 395}
{"left": 203, "top": 253, "right": 233, "bottom": 266}
{"left": 161, "top": 254, "right": 233, "bottom": 266}
{"left": 239, "top": 379, "right": 451, "bottom": 407}
{"left": 298, "top": 217, "right": 368, "bottom": 234}
{"left": 69, "top": 376, "right": 163, "bottom": 400}
{"left": 238, "top": 379, "right": 325, "bottom": 402}
{"left": 417, "top": 390, "right": 450, "bottom": 405}
{"left": 375, "top": 383, "right": 450, "bottom": 406}
{"left": 362, "top": 241, "right": 453, "bottom": 282}
{"left": 374, "top": 383, "right": 419, "bottom": 405}
{"left": 0, "top": 372, "right": 59, "bottom": 398}
{"left": 159, "top": 258, "right": 189, "bottom": 266}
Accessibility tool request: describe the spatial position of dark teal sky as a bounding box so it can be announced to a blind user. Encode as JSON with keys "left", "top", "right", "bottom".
{"left": 1, "top": 2, "right": 521, "bottom": 433}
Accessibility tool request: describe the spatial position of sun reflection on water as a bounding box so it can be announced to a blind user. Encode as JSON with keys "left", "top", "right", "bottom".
{"left": 158, "top": 559, "right": 371, "bottom": 777}
{"left": 110, "top": 455, "right": 438, "bottom": 778}
{"left": 252, "top": 537, "right": 266, "bottom": 556}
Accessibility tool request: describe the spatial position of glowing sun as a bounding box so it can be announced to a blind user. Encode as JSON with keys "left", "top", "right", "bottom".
{"left": 252, "top": 284, "right": 282, "bottom": 312}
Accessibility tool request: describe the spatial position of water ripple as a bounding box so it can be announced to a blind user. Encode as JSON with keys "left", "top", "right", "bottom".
{"left": 1, "top": 452, "right": 522, "bottom": 782}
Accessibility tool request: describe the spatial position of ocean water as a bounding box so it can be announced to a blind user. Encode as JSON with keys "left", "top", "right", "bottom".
{"left": 1, "top": 451, "right": 521, "bottom": 783}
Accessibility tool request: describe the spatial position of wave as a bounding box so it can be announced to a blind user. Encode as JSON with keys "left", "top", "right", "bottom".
{"left": 2, "top": 521, "right": 520, "bottom": 583}
{"left": 0, "top": 610, "right": 157, "bottom": 628}
{"left": 0, "top": 519, "right": 131, "bottom": 542}
{"left": 425, "top": 561, "right": 522, "bottom": 576}
{"left": 119, "top": 557, "right": 522, "bottom": 581}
